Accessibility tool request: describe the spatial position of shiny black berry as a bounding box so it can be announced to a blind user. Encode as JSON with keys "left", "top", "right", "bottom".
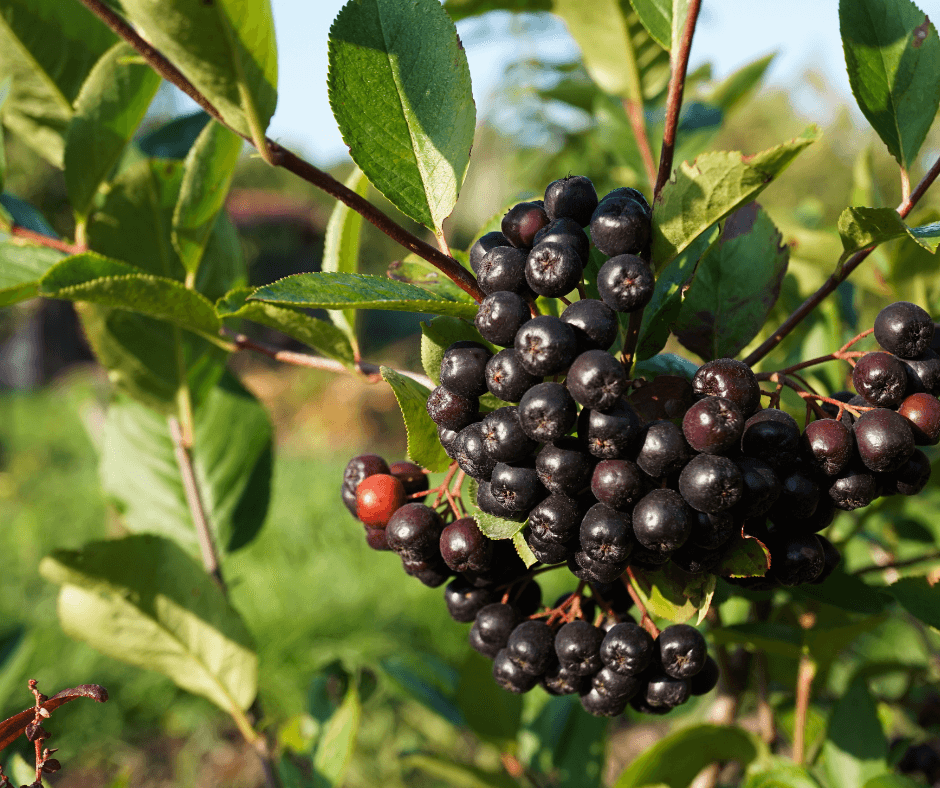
{"left": 493, "top": 649, "right": 539, "bottom": 692}
{"left": 385, "top": 503, "right": 444, "bottom": 559}
{"left": 597, "top": 254, "right": 655, "bottom": 313}
{"left": 502, "top": 201, "right": 550, "bottom": 248}
{"left": 525, "top": 241, "right": 583, "bottom": 297}
{"left": 554, "top": 620, "right": 605, "bottom": 675}
{"left": 853, "top": 351, "right": 909, "bottom": 409}
{"left": 561, "top": 298, "right": 619, "bottom": 353}
{"left": 426, "top": 385, "right": 479, "bottom": 432}
{"left": 635, "top": 420, "right": 692, "bottom": 478}
{"left": 691, "top": 359, "right": 762, "bottom": 416}
{"left": 475, "top": 291, "right": 530, "bottom": 347}
{"left": 444, "top": 577, "right": 495, "bottom": 623}
{"left": 481, "top": 406, "right": 538, "bottom": 462}
{"left": 578, "top": 399, "right": 643, "bottom": 459}
{"left": 490, "top": 461, "right": 546, "bottom": 513}
{"left": 469, "top": 231, "right": 511, "bottom": 274}
{"left": 527, "top": 494, "right": 582, "bottom": 543}
{"left": 590, "top": 192, "right": 652, "bottom": 257}
{"left": 440, "top": 517, "right": 492, "bottom": 572}
{"left": 801, "top": 418, "right": 854, "bottom": 476}
{"left": 591, "top": 459, "right": 647, "bottom": 511}
{"left": 600, "top": 622, "right": 655, "bottom": 676}
{"left": 518, "top": 382, "right": 578, "bottom": 443}
{"left": 658, "top": 624, "right": 707, "bottom": 679}
{"left": 505, "top": 619, "right": 555, "bottom": 675}
{"left": 678, "top": 454, "right": 744, "bottom": 513}
{"left": 536, "top": 438, "right": 594, "bottom": 496}
{"left": 477, "top": 246, "right": 529, "bottom": 295}
{"left": 682, "top": 396, "right": 745, "bottom": 455}
{"left": 741, "top": 409, "right": 801, "bottom": 470}
{"left": 632, "top": 488, "right": 692, "bottom": 551}
{"left": 514, "top": 315, "right": 578, "bottom": 376}
{"left": 453, "top": 422, "right": 497, "bottom": 481}
{"left": 854, "top": 408, "right": 915, "bottom": 473}
{"left": 566, "top": 349, "right": 628, "bottom": 411}
{"left": 544, "top": 175, "right": 599, "bottom": 226}
{"left": 533, "top": 217, "right": 591, "bottom": 264}
{"left": 874, "top": 301, "right": 934, "bottom": 358}
{"left": 485, "top": 349, "right": 542, "bottom": 403}
{"left": 580, "top": 503, "right": 634, "bottom": 563}
{"left": 897, "top": 393, "right": 940, "bottom": 445}
{"left": 766, "top": 533, "right": 825, "bottom": 586}
{"left": 440, "top": 342, "right": 491, "bottom": 399}
{"left": 731, "top": 457, "right": 781, "bottom": 518}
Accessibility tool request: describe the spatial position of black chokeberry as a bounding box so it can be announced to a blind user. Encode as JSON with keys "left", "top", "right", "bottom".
{"left": 766, "top": 533, "right": 825, "bottom": 586}
{"left": 741, "top": 408, "right": 800, "bottom": 469}
{"left": 689, "top": 655, "right": 720, "bottom": 695}
{"left": 544, "top": 175, "right": 599, "bottom": 227}
{"left": 481, "top": 407, "right": 538, "bottom": 462}
{"left": 505, "top": 620, "right": 555, "bottom": 675}
{"left": 671, "top": 542, "right": 724, "bottom": 574}
{"left": 898, "top": 393, "right": 940, "bottom": 445}
{"left": 525, "top": 241, "right": 583, "bottom": 297}
{"left": 645, "top": 673, "right": 691, "bottom": 708}
{"left": 385, "top": 503, "right": 444, "bottom": 559}
{"left": 632, "top": 488, "right": 692, "bottom": 551}
{"left": 769, "top": 466, "right": 820, "bottom": 521}
{"left": 902, "top": 349, "right": 940, "bottom": 394}
{"left": 471, "top": 603, "right": 519, "bottom": 655}
{"left": 691, "top": 359, "right": 762, "bottom": 416}
{"left": 490, "top": 461, "right": 546, "bottom": 513}
{"left": 827, "top": 464, "right": 877, "bottom": 511}
{"left": 518, "top": 382, "right": 578, "bottom": 443}
{"left": 682, "top": 396, "right": 744, "bottom": 455}
{"left": 688, "top": 509, "right": 736, "bottom": 550}
{"left": 580, "top": 503, "right": 634, "bottom": 564}
{"left": 590, "top": 192, "right": 651, "bottom": 257}
{"left": 541, "top": 663, "right": 590, "bottom": 696}
{"left": 426, "top": 385, "right": 479, "bottom": 432}
{"left": 554, "top": 620, "right": 605, "bottom": 675}
{"left": 731, "top": 457, "right": 781, "bottom": 518}
{"left": 469, "top": 231, "right": 511, "bottom": 274}
{"left": 600, "top": 622, "right": 655, "bottom": 676}
{"left": 635, "top": 420, "right": 692, "bottom": 478}
{"left": 485, "top": 349, "right": 542, "bottom": 403}
{"left": 475, "top": 291, "right": 531, "bottom": 347}
{"left": 526, "top": 531, "right": 577, "bottom": 564}
{"left": 527, "top": 494, "right": 583, "bottom": 543}
{"left": 801, "top": 418, "right": 854, "bottom": 476}
{"left": 883, "top": 448, "right": 932, "bottom": 495}
{"left": 533, "top": 217, "right": 590, "bottom": 264}
{"left": 440, "top": 517, "right": 492, "bottom": 572}
{"left": 493, "top": 649, "right": 539, "bottom": 692}
{"left": 596, "top": 254, "right": 655, "bottom": 313}
{"left": 566, "top": 349, "right": 628, "bottom": 411}
{"left": 476, "top": 480, "right": 527, "bottom": 521}
{"left": 444, "top": 578, "right": 495, "bottom": 623}
{"left": 874, "top": 301, "right": 934, "bottom": 358}
{"left": 853, "top": 351, "right": 909, "bottom": 408}
{"left": 591, "top": 459, "right": 647, "bottom": 511}
{"left": 477, "top": 245, "right": 529, "bottom": 295}
{"left": 439, "top": 342, "right": 491, "bottom": 399}
{"left": 658, "top": 624, "right": 707, "bottom": 679}
{"left": 536, "top": 438, "right": 594, "bottom": 496}
{"left": 502, "top": 201, "right": 550, "bottom": 248}
{"left": 578, "top": 399, "right": 643, "bottom": 459}
{"left": 401, "top": 556, "right": 452, "bottom": 587}
{"left": 514, "top": 315, "right": 578, "bottom": 376}
{"left": 854, "top": 408, "right": 915, "bottom": 472}
{"left": 453, "top": 422, "right": 497, "bottom": 481}
{"left": 678, "top": 454, "right": 744, "bottom": 513}
{"left": 561, "top": 298, "right": 619, "bottom": 353}
{"left": 580, "top": 687, "right": 629, "bottom": 717}
{"left": 569, "top": 550, "right": 629, "bottom": 583}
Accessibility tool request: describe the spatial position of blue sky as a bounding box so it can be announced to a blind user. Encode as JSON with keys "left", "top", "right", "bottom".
{"left": 264, "top": 0, "right": 867, "bottom": 165}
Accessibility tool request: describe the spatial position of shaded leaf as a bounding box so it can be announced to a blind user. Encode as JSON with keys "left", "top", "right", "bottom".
{"left": 137, "top": 111, "right": 212, "bottom": 160}
{"left": 630, "top": 0, "right": 682, "bottom": 49}
{"left": 651, "top": 127, "right": 819, "bottom": 270}
{"left": 39, "top": 253, "right": 223, "bottom": 343}
{"left": 389, "top": 253, "right": 476, "bottom": 304}
{"left": 0, "top": 77, "right": 8, "bottom": 193}
{"left": 793, "top": 568, "right": 892, "bottom": 615}
{"left": 864, "top": 776, "right": 926, "bottom": 788}
{"left": 718, "top": 532, "right": 770, "bottom": 578}
{"left": 628, "top": 563, "right": 716, "bottom": 624}
{"left": 40, "top": 535, "right": 258, "bottom": 715}
{"left": 173, "top": 120, "right": 242, "bottom": 277}
{"left": 250, "top": 272, "right": 478, "bottom": 318}
{"left": 218, "top": 289, "right": 354, "bottom": 366}
{"left": 709, "top": 54, "right": 776, "bottom": 112}
{"left": 322, "top": 167, "right": 369, "bottom": 345}
{"left": 0, "top": 683, "right": 108, "bottom": 754}
{"left": 744, "top": 758, "right": 822, "bottom": 788}
{"left": 674, "top": 202, "right": 789, "bottom": 360}
{"left": 119, "top": 0, "right": 277, "bottom": 146}
{"left": 402, "top": 754, "right": 519, "bottom": 788}
{"left": 711, "top": 623, "right": 802, "bottom": 659}
{"left": 884, "top": 576, "right": 940, "bottom": 630}
{"left": 328, "top": 0, "right": 475, "bottom": 234}
{"left": 456, "top": 649, "right": 522, "bottom": 746}
{"left": 312, "top": 684, "right": 360, "bottom": 788}
{"left": 613, "top": 724, "right": 765, "bottom": 788}
{"left": 194, "top": 211, "right": 248, "bottom": 303}
{"left": 444, "top": 0, "right": 551, "bottom": 22}
{"left": 632, "top": 353, "right": 699, "bottom": 381}
{"left": 380, "top": 366, "right": 452, "bottom": 473}
{"left": 838, "top": 206, "right": 940, "bottom": 267}
{"left": 381, "top": 652, "right": 464, "bottom": 725}
{"left": 64, "top": 42, "right": 162, "bottom": 219}
{"left": 0, "top": 233, "right": 64, "bottom": 306}
{"left": 100, "top": 374, "right": 272, "bottom": 553}
{"left": 0, "top": 194, "right": 56, "bottom": 237}
{"left": 823, "top": 677, "right": 889, "bottom": 788}
{"left": 474, "top": 510, "right": 525, "bottom": 540}
{"left": 0, "top": 0, "right": 116, "bottom": 167}
{"left": 840, "top": 0, "right": 940, "bottom": 170}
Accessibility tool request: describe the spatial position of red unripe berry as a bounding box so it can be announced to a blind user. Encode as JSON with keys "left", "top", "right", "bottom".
{"left": 356, "top": 474, "right": 406, "bottom": 527}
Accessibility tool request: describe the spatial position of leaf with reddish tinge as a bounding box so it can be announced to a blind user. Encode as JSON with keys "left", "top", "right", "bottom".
{"left": 628, "top": 564, "right": 716, "bottom": 624}
{"left": 627, "top": 375, "right": 693, "bottom": 422}
{"left": 673, "top": 202, "right": 788, "bottom": 360}
{"left": 0, "top": 684, "right": 108, "bottom": 752}
{"left": 718, "top": 530, "right": 770, "bottom": 578}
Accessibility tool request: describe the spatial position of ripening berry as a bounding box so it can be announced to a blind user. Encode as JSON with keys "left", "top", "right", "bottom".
{"left": 355, "top": 474, "right": 406, "bottom": 527}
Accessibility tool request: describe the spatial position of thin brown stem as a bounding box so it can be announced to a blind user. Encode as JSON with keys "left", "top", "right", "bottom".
{"left": 653, "top": 0, "right": 703, "bottom": 199}
{"left": 794, "top": 611, "right": 817, "bottom": 767}
{"left": 745, "top": 153, "right": 940, "bottom": 367}
{"left": 853, "top": 550, "right": 940, "bottom": 576}
{"left": 622, "top": 570, "right": 660, "bottom": 637}
{"left": 755, "top": 651, "right": 776, "bottom": 745}
{"left": 9, "top": 226, "right": 86, "bottom": 255}
{"left": 74, "top": 0, "right": 485, "bottom": 304}
{"left": 230, "top": 332, "right": 434, "bottom": 389}
{"left": 623, "top": 98, "right": 657, "bottom": 192}
{"left": 168, "top": 417, "right": 225, "bottom": 593}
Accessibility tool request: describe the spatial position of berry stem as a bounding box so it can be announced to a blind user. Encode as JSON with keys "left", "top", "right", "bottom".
{"left": 620, "top": 309, "right": 645, "bottom": 372}
{"left": 8, "top": 226, "right": 87, "bottom": 255}
{"left": 653, "top": 0, "right": 704, "bottom": 199}
{"left": 228, "top": 331, "right": 435, "bottom": 389}
{"left": 74, "top": 0, "right": 486, "bottom": 305}
{"left": 744, "top": 153, "right": 940, "bottom": 367}
{"left": 432, "top": 463, "right": 460, "bottom": 508}
{"left": 588, "top": 582, "right": 620, "bottom": 624}
{"left": 622, "top": 570, "right": 660, "bottom": 637}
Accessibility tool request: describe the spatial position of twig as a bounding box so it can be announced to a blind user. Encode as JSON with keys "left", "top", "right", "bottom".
{"left": 744, "top": 153, "right": 940, "bottom": 367}
{"left": 853, "top": 550, "right": 940, "bottom": 576}
{"left": 653, "top": 0, "right": 703, "bottom": 199}
{"left": 74, "top": 0, "right": 485, "bottom": 304}
{"left": 901, "top": 166, "right": 911, "bottom": 204}
{"left": 622, "top": 570, "right": 660, "bottom": 637}
{"left": 229, "top": 332, "right": 434, "bottom": 389}
{"left": 623, "top": 98, "right": 657, "bottom": 192}
{"left": 793, "top": 611, "right": 817, "bottom": 767}
{"left": 9, "top": 226, "right": 86, "bottom": 255}
{"left": 168, "top": 417, "right": 225, "bottom": 593}
{"left": 755, "top": 651, "right": 776, "bottom": 745}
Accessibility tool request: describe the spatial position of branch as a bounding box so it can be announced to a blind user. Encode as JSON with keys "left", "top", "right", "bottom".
{"left": 230, "top": 332, "right": 435, "bottom": 389}
{"left": 9, "top": 226, "right": 86, "bottom": 256}
{"left": 623, "top": 98, "right": 657, "bottom": 193}
{"left": 653, "top": 0, "right": 703, "bottom": 199}
{"left": 744, "top": 152, "right": 940, "bottom": 367}
{"left": 74, "top": 0, "right": 485, "bottom": 304}
{"left": 853, "top": 550, "right": 940, "bottom": 576}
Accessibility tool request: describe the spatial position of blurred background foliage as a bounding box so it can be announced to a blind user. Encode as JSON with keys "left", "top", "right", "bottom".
{"left": 0, "top": 6, "right": 939, "bottom": 787}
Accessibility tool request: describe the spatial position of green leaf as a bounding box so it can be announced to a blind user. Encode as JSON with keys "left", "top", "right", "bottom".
{"left": 0, "top": 232, "right": 64, "bottom": 306}
{"left": 635, "top": 223, "right": 718, "bottom": 361}
{"left": 322, "top": 167, "right": 369, "bottom": 346}
{"left": 87, "top": 157, "right": 187, "bottom": 280}
{"left": 521, "top": 694, "right": 608, "bottom": 787}
{"left": 632, "top": 353, "right": 699, "bottom": 380}
{"left": 194, "top": 211, "right": 248, "bottom": 302}
{"left": 218, "top": 289, "right": 354, "bottom": 366}
{"left": 718, "top": 533, "right": 770, "bottom": 578}
{"left": 380, "top": 366, "right": 452, "bottom": 473}
{"left": 328, "top": 0, "right": 475, "bottom": 234}
{"left": 629, "top": 563, "right": 716, "bottom": 624}
{"left": 0, "top": 77, "right": 7, "bottom": 193}
{"left": 39, "top": 253, "right": 223, "bottom": 343}
{"left": 64, "top": 43, "right": 162, "bottom": 219}
{"left": 709, "top": 54, "right": 776, "bottom": 112}
{"left": 137, "top": 111, "right": 212, "bottom": 160}
{"left": 40, "top": 534, "right": 258, "bottom": 715}
{"left": 744, "top": 758, "right": 822, "bottom": 788}
{"left": 823, "top": 677, "right": 889, "bottom": 788}
{"left": 838, "top": 207, "right": 940, "bottom": 266}
{"left": 401, "top": 754, "right": 519, "bottom": 788}
{"left": 312, "top": 684, "right": 360, "bottom": 788}
{"left": 0, "top": 194, "right": 56, "bottom": 237}
{"left": 250, "top": 272, "right": 478, "bottom": 318}
{"left": 884, "top": 576, "right": 940, "bottom": 630}
{"left": 793, "top": 568, "right": 892, "bottom": 615}
{"left": 173, "top": 120, "right": 242, "bottom": 278}
{"left": 473, "top": 510, "right": 525, "bottom": 540}
{"left": 674, "top": 203, "right": 789, "bottom": 360}
{"left": 381, "top": 652, "right": 464, "bottom": 725}
{"left": 0, "top": 0, "right": 117, "bottom": 167}
{"left": 840, "top": 0, "right": 940, "bottom": 170}
{"left": 444, "top": 0, "right": 552, "bottom": 22}
{"left": 118, "top": 0, "right": 277, "bottom": 148}
{"left": 389, "top": 252, "right": 477, "bottom": 303}
{"left": 613, "top": 724, "right": 765, "bottom": 788}
{"left": 711, "top": 622, "right": 803, "bottom": 659}
{"left": 456, "top": 649, "right": 522, "bottom": 746}
{"left": 864, "top": 776, "right": 925, "bottom": 788}
{"left": 419, "top": 315, "right": 491, "bottom": 386}
{"left": 651, "top": 127, "right": 819, "bottom": 270}
{"left": 78, "top": 305, "right": 227, "bottom": 412}
{"left": 631, "top": 0, "right": 690, "bottom": 50}
{"left": 512, "top": 531, "right": 538, "bottom": 568}
{"left": 101, "top": 374, "right": 272, "bottom": 553}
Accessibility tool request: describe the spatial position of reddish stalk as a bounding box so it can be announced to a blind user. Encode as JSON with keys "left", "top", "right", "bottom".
{"left": 622, "top": 570, "right": 660, "bottom": 637}
{"left": 793, "top": 612, "right": 818, "bottom": 767}
{"left": 9, "top": 226, "right": 86, "bottom": 255}
{"left": 623, "top": 98, "right": 658, "bottom": 192}
{"left": 432, "top": 463, "right": 459, "bottom": 509}
{"left": 745, "top": 154, "right": 940, "bottom": 367}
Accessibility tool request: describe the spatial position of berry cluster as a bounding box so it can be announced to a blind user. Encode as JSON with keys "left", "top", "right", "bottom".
{"left": 341, "top": 171, "right": 938, "bottom": 717}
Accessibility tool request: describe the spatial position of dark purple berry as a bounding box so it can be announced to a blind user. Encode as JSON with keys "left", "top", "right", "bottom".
{"left": 518, "top": 382, "right": 578, "bottom": 443}
{"left": 801, "top": 418, "right": 854, "bottom": 476}
{"left": 683, "top": 396, "right": 744, "bottom": 455}
{"left": 476, "top": 480, "right": 527, "bottom": 521}
{"left": 741, "top": 409, "right": 800, "bottom": 470}
{"left": 453, "top": 422, "right": 497, "bottom": 481}
{"left": 578, "top": 399, "right": 643, "bottom": 459}
{"left": 671, "top": 542, "right": 724, "bottom": 574}
{"left": 731, "top": 457, "right": 781, "bottom": 519}
{"left": 882, "top": 448, "right": 932, "bottom": 495}
{"left": 490, "top": 461, "right": 546, "bottom": 513}
{"left": 527, "top": 494, "right": 582, "bottom": 543}
{"left": 766, "top": 533, "right": 825, "bottom": 586}
{"left": 566, "top": 349, "right": 628, "bottom": 411}
{"left": 580, "top": 687, "right": 629, "bottom": 716}
{"left": 514, "top": 315, "right": 578, "bottom": 376}
{"left": 401, "top": 556, "right": 451, "bottom": 587}
{"left": 485, "top": 349, "right": 542, "bottom": 403}
{"left": 580, "top": 503, "right": 634, "bottom": 564}
{"left": 597, "top": 254, "right": 655, "bottom": 313}
{"left": 444, "top": 578, "right": 495, "bottom": 622}
{"left": 874, "top": 301, "right": 934, "bottom": 358}
{"left": 471, "top": 603, "right": 519, "bottom": 653}
{"left": 533, "top": 217, "right": 590, "bottom": 264}
{"left": 854, "top": 408, "right": 915, "bottom": 472}
{"left": 811, "top": 536, "right": 841, "bottom": 584}
{"left": 591, "top": 459, "right": 647, "bottom": 511}
{"left": 385, "top": 503, "right": 444, "bottom": 559}
{"left": 853, "top": 351, "right": 909, "bottom": 408}
{"left": 678, "top": 454, "right": 744, "bottom": 513}
{"left": 536, "top": 438, "right": 594, "bottom": 496}
{"left": 658, "top": 624, "right": 707, "bottom": 679}
{"left": 827, "top": 464, "right": 877, "bottom": 511}
{"left": 440, "top": 342, "right": 491, "bottom": 399}
{"left": 477, "top": 245, "right": 529, "bottom": 295}
{"left": 632, "top": 489, "right": 692, "bottom": 551}
{"left": 688, "top": 510, "right": 736, "bottom": 550}
{"left": 426, "top": 385, "right": 479, "bottom": 432}
{"left": 541, "top": 663, "right": 591, "bottom": 696}
{"left": 544, "top": 175, "right": 599, "bottom": 226}
{"left": 902, "top": 349, "right": 940, "bottom": 394}
{"left": 897, "top": 393, "right": 940, "bottom": 445}
{"left": 554, "top": 620, "right": 605, "bottom": 675}
{"left": 600, "top": 622, "right": 654, "bottom": 676}
{"left": 502, "top": 201, "right": 550, "bottom": 248}
{"left": 525, "top": 241, "right": 583, "bottom": 297}
{"left": 635, "top": 420, "right": 692, "bottom": 478}
{"left": 561, "top": 298, "right": 619, "bottom": 352}
{"left": 481, "top": 406, "right": 538, "bottom": 462}
{"left": 645, "top": 673, "right": 691, "bottom": 708}
{"left": 475, "top": 291, "right": 530, "bottom": 347}
{"left": 493, "top": 649, "right": 539, "bottom": 692}
{"left": 440, "top": 517, "right": 492, "bottom": 572}
{"left": 691, "top": 359, "right": 762, "bottom": 416}
{"left": 525, "top": 531, "right": 577, "bottom": 564}
{"left": 769, "top": 466, "right": 820, "bottom": 521}
{"left": 590, "top": 193, "right": 652, "bottom": 257}
{"left": 569, "top": 551, "right": 629, "bottom": 583}
{"left": 505, "top": 620, "right": 555, "bottom": 675}
{"left": 689, "top": 656, "right": 720, "bottom": 695}
{"left": 469, "top": 231, "right": 511, "bottom": 274}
